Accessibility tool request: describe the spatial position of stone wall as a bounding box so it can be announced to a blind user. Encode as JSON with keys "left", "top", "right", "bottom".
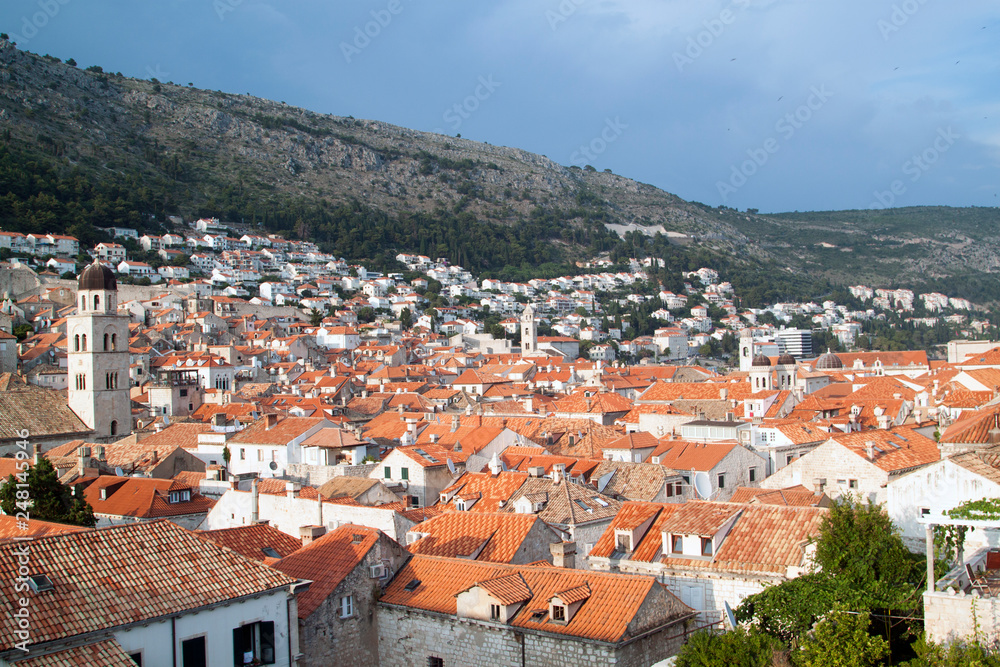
{"left": 300, "top": 533, "right": 409, "bottom": 667}
{"left": 924, "top": 590, "right": 1000, "bottom": 645}
{"left": 287, "top": 462, "right": 378, "bottom": 487}
{"left": 761, "top": 441, "right": 887, "bottom": 504}
{"left": 377, "top": 606, "right": 690, "bottom": 667}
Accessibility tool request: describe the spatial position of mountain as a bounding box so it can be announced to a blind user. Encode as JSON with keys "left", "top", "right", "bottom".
{"left": 0, "top": 40, "right": 998, "bottom": 303}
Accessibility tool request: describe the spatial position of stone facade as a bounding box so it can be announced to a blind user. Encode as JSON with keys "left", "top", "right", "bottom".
{"left": 761, "top": 440, "right": 888, "bottom": 503}
{"left": 287, "top": 462, "right": 378, "bottom": 488}
{"left": 377, "top": 602, "right": 692, "bottom": 667}
{"left": 299, "top": 533, "right": 409, "bottom": 667}
{"left": 924, "top": 590, "right": 1000, "bottom": 645}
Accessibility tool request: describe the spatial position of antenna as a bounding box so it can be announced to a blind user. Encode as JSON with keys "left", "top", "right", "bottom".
{"left": 724, "top": 601, "right": 737, "bottom": 629}
{"left": 446, "top": 458, "right": 456, "bottom": 474}
{"left": 693, "top": 471, "right": 712, "bottom": 500}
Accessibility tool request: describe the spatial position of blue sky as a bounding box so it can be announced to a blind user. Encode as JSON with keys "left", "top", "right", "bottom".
{"left": 2, "top": 0, "right": 998, "bottom": 213}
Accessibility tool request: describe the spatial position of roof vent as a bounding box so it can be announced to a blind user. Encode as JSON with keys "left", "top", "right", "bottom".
{"left": 404, "top": 578, "right": 422, "bottom": 592}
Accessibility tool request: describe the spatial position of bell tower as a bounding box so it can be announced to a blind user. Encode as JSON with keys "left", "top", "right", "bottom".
{"left": 68, "top": 260, "right": 131, "bottom": 439}
{"left": 521, "top": 304, "right": 537, "bottom": 356}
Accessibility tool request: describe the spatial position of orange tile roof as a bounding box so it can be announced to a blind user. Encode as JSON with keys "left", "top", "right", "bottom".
{"left": 272, "top": 524, "right": 381, "bottom": 618}
{"left": 728, "top": 486, "right": 826, "bottom": 507}
{"left": 660, "top": 501, "right": 742, "bottom": 536}
{"left": 81, "top": 476, "right": 216, "bottom": 519}
{"left": 13, "top": 638, "right": 138, "bottom": 666}
{"left": 476, "top": 572, "right": 533, "bottom": 605}
{"left": 0, "top": 521, "right": 297, "bottom": 651}
{"left": 941, "top": 406, "right": 1000, "bottom": 444}
{"left": 408, "top": 513, "right": 547, "bottom": 563}
{"left": 197, "top": 523, "right": 302, "bottom": 562}
{"left": 589, "top": 502, "right": 668, "bottom": 558}
{"left": 655, "top": 440, "right": 739, "bottom": 472}
{"left": 440, "top": 471, "right": 529, "bottom": 513}
{"left": 381, "top": 556, "right": 688, "bottom": 643}
{"left": 0, "top": 515, "right": 89, "bottom": 542}
{"left": 230, "top": 416, "right": 328, "bottom": 445}
{"left": 828, "top": 427, "right": 939, "bottom": 473}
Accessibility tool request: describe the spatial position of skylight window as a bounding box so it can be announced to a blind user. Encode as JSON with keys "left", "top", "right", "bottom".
{"left": 593, "top": 497, "right": 609, "bottom": 507}
{"left": 404, "top": 579, "right": 422, "bottom": 592}
{"left": 261, "top": 547, "right": 281, "bottom": 559}
{"left": 28, "top": 574, "right": 54, "bottom": 593}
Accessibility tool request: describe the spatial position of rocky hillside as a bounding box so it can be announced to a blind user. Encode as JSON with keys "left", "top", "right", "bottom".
{"left": 0, "top": 40, "right": 998, "bottom": 301}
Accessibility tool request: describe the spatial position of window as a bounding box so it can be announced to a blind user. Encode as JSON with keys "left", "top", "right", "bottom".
{"left": 111, "top": 333, "right": 117, "bottom": 350}
{"left": 384, "top": 466, "right": 391, "bottom": 479}
{"left": 717, "top": 473, "right": 725, "bottom": 489}
{"left": 401, "top": 467, "right": 409, "bottom": 481}
{"left": 848, "top": 479, "right": 858, "bottom": 489}
{"left": 409, "top": 495, "right": 420, "bottom": 508}
{"left": 180, "top": 389, "right": 188, "bottom": 397}
{"left": 339, "top": 595, "right": 354, "bottom": 618}
{"left": 427, "top": 658, "right": 444, "bottom": 667}
{"left": 93, "top": 295, "right": 100, "bottom": 310}
{"left": 104, "top": 333, "right": 110, "bottom": 351}
{"left": 671, "top": 535, "right": 683, "bottom": 554}
{"left": 552, "top": 604, "right": 566, "bottom": 622}
{"left": 81, "top": 334, "right": 87, "bottom": 351}
{"left": 182, "top": 636, "right": 206, "bottom": 667}
{"left": 490, "top": 603, "right": 501, "bottom": 621}
{"left": 233, "top": 621, "right": 274, "bottom": 665}
{"left": 239, "top": 448, "right": 246, "bottom": 460}
{"left": 786, "top": 454, "right": 794, "bottom": 465}
{"left": 616, "top": 533, "right": 631, "bottom": 553}
{"left": 749, "top": 467, "right": 757, "bottom": 483}
{"left": 110, "top": 420, "right": 118, "bottom": 437}
{"left": 74, "top": 334, "right": 80, "bottom": 352}
{"left": 701, "top": 537, "right": 713, "bottom": 557}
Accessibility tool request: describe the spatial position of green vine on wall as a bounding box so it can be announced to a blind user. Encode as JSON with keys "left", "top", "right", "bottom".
{"left": 933, "top": 498, "right": 1000, "bottom": 567}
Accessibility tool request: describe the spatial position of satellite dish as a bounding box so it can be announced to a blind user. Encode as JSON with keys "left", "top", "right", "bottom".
{"left": 724, "top": 601, "right": 737, "bottom": 629}
{"left": 269, "top": 461, "right": 278, "bottom": 471}
{"left": 693, "top": 471, "right": 713, "bottom": 500}
{"left": 446, "top": 458, "right": 456, "bottom": 474}
{"left": 115, "top": 467, "right": 124, "bottom": 477}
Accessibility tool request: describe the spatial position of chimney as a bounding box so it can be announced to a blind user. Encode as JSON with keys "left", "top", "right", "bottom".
{"left": 865, "top": 441, "right": 875, "bottom": 461}
{"left": 489, "top": 452, "right": 502, "bottom": 476}
{"left": 212, "top": 413, "right": 227, "bottom": 428}
{"left": 299, "top": 525, "right": 326, "bottom": 547}
{"left": 553, "top": 463, "right": 565, "bottom": 484}
{"left": 251, "top": 477, "right": 259, "bottom": 523}
{"left": 77, "top": 446, "right": 91, "bottom": 474}
{"left": 550, "top": 541, "right": 576, "bottom": 569}
{"left": 720, "top": 387, "right": 728, "bottom": 401}
{"left": 429, "top": 433, "right": 439, "bottom": 444}
{"left": 317, "top": 493, "right": 324, "bottom": 527}
{"left": 524, "top": 397, "right": 533, "bottom": 413}
{"left": 95, "top": 445, "right": 105, "bottom": 461}
{"left": 528, "top": 466, "right": 544, "bottom": 478}
{"left": 265, "top": 414, "right": 279, "bottom": 430}
{"left": 451, "top": 415, "right": 460, "bottom": 433}
{"left": 286, "top": 481, "right": 301, "bottom": 498}
{"left": 725, "top": 412, "right": 735, "bottom": 422}
{"left": 585, "top": 397, "right": 592, "bottom": 412}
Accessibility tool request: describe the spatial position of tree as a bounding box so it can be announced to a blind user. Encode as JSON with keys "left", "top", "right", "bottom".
{"left": 65, "top": 57, "right": 76, "bottom": 67}
{"left": 400, "top": 308, "right": 413, "bottom": 330}
{"left": 812, "top": 495, "right": 918, "bottom": 611}
{"left": 675, "top": 627, "right": 784, "bottom": 667}
{"left": 795, "top": 609, "right": 889, "bottom": 667}
{"left": 308, "top": 308, "right": 323, "bottom": 326}
{"left": 0, "top": 458, "right": 96, "bottom": 527}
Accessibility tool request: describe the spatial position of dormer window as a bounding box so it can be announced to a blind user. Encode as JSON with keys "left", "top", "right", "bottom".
{"left": 168, "top": 490, "right": 191, "bottom": 504}
{"left": 615, "top": 532, "right": 632, "bottom": 554}
{"left": 551, "top": 604, "right": 566, "bottom": 622}
{"left": 671, "top": 535, "right": 683, "bottom": 554}
{"left": 701, "top": 537, "right": 713, "bottom": 557}
{"left": 490, "top": 604, "right": 501, "bottom": 621}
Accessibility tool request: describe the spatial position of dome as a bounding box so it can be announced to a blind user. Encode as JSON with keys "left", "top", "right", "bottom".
{"left": 776, "top": 353, "right": 796, "bottom": 366}
{"left": 815, "top": 350, "right": 844, "bottom": 370}
{"left": 751, "top": 354, "right": 772, "bottom": 368}
{"left": 78, "top": 260, "right": 117, "bottom": 291}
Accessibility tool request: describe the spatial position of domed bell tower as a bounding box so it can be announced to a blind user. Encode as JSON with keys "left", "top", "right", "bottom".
{"left": 68, "top": 260, "right": 131, "bottom": 439}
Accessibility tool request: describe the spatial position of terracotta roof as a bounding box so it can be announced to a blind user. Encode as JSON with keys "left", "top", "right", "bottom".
{"left": 940, "top": 406, "right": 1000, "bottom": 444}
{"left": 12, "top": 638, "right": 137, "bottom": 666}
{"left": 0, "top": 521, "right": 297, "bottom": 651}
{"left": 475, "top": 572, "right": 533, "bottom": 605}
{"left": 949, "top": 444, "right": 1000, "bottom": 485}
{"left": 316, "top": 476, "right": 381, "bottom": 500}
{"left": 0, "top": 515, "right": 89, "bottom": 543}
{"left": 589, "top": 461, "right": 682, "bottom": 502}
{"left": 440, "top": 471, "right": 529, "bottom": 513}
{"left": 229, "top": 416, "right": 328, "bottom": 445}
{"left": 197, "top": 523, "right": 302, "bottom": 562}
{"left": 0, "top": 380, "right": 90, "bottom": 442}
{"left": 381, "top": 556, "right": 689, "bottom": 643}
{"left": 654, "top": 440, "right": 739, "bottom": 472}
{"left": 828, "top": 427, "right": 939, "bottom": 473}
{"left": 728, "top": 486, "right": 826, "bottom": 507}
{"left": 81, "top": 476, "right": 215, "bottom": 519}
{"left": 552, "top": 392, "right": 633, "bottom": 415}
{"left": 589, "top": 502, "right": 669, "bottom": 558}
{"left": 271, "top": 524, "right": 381, "bottom": 618}
{"left": 660, "top": 501, "right": 743, "bottom": 536}
{"left": 602, "top": 431, "right": 659, "bottom": 451}
{"left": 408, "top": 513, "right": 549, "bottom": 563}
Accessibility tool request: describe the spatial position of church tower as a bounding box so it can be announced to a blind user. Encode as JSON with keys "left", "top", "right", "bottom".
{"left": 739, "top": 327, "right": 754, "bottom": 373}
{"left": 521, "top": 304, "right": 537, "bottom": 356}
{"left": 750, "top": 354, "right": 773, "bottom": 392}
{"left": 68, "top": 260, "right": 131, "bottom": 439}
{"left": 775, "top": 353, "right": 797, "bottom": 391}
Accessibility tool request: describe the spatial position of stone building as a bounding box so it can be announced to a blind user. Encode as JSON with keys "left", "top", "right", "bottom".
{"left": 67, "top": 260, "right": 131, "bottom": 440}
{"left": 588, "top": 500, "right": 826, "bottom": 624}
{"left": 378, "top": 555, "right": 696, "bottom": 667}
{"left": 273, "top": 524, "right": 409, "bottom": 667}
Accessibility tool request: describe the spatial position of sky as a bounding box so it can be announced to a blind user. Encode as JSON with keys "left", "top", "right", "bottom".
{"left": 2, "top": 0, "right": 998, "bottom": 213}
